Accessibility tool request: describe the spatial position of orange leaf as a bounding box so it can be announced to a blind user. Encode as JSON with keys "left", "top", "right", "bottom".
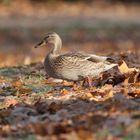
{"left": 4, "top": 97, "right": 18, "bottom": 107}
{"left": 12, "top": 79, "right": 23, "bottom": 88}
{"left": 118, "top": 61, "right": 139, "bottom": 74}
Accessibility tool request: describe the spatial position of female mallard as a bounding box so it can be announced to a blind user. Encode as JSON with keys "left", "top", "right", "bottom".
{"left": 35, "top": 32, "right": 117, "bottom": 86}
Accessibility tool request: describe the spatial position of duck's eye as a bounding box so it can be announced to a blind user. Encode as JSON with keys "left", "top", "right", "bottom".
{"left": 45, "top": 34, "right": 54, "bottom": 40}
{"left": 45, "top": 35, "right": 50, "bottom": 39}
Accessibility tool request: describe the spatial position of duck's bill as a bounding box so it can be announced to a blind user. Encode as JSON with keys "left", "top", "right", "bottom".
{"left": 34, "top": 41, "right": 46, "bottom": 48}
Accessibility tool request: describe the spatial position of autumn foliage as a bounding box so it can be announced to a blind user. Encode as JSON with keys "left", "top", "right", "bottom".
{"left": 0, "top": 1, "right": 140, "bottom": 140}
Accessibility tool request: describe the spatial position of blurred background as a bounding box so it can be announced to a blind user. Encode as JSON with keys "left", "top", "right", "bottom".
{"left": 0, "top": 0, "right": 140, "bottom": 67}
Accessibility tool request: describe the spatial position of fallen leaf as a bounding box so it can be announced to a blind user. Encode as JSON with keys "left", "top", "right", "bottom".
{"left": 4, "top": 97, "right": 18, "bottom": 108}
{"left": 90, "top": 90, "right": 114, "bottom": 102}
{"left": 48, "top": 102, "right": 63, "bottom": 114}
{"left": 12, "top": 79, "right": 23, "bottom": 88}
{"left": 118, "top": 61, "right": 139, "bottom": 74}
{"left": 0, "top": 109, "right": 11, "bottom": 117}
{"left": 60, "top": 89, "right": 69, "bottom": 94}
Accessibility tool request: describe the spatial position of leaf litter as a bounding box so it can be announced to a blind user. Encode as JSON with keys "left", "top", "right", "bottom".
{"left": 0, "top": 53, "right": 140, "bottom": 140}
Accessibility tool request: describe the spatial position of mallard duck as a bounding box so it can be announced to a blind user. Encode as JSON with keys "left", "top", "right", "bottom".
{"left": 35, "top": 32, "right": 117, "bottom": 86}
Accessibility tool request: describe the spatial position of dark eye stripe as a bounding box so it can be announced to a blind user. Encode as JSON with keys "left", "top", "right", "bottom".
{"left": 44, "top": 36, "right": 49, "bottom": 39}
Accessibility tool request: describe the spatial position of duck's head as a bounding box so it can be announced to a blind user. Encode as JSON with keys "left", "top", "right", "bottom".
{"left": 34, "top": 32, "right": 62, "bottom": 49}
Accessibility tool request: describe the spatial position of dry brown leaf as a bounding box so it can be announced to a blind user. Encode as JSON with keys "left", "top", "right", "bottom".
{"left": 102, "top": 84, "right": 113, "bottom": 89}
{"left": 28, "top": 123, "right": 48, "bottom": 135}
{"left": 77, "top": 129, "right": 93, "bottom": 140}
{"left": 1, "top": 125, "right": 11, "bottom": 134}
{"left": 133, "top": 72, "right": 140, "bottom": 83}
{"left": 0, "top": 109, "right": 11, "bottom": 117}
{"left": 118, "top": 60, "right": 139, "bottom": 74}
{"left": 4, "top": 97, "right": 18, "bottom": 107}
{"left": 90, "top": 90, "right": 114, "bottom": 102}
{"left": 123, "top": 77, "right": 129, "bottom": 85}
{"left": 18, "top": 88, "right": 32, "bottom": 94}
{"left": 12, "top": 79, "right": 23, "bottom": 88}
{"left": 60, "top": 89, "right": 69, "bottom": 94}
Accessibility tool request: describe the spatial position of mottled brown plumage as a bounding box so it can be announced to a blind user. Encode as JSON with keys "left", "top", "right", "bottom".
{"left": 35, "top": 32, "right": 117, "bottom": 82}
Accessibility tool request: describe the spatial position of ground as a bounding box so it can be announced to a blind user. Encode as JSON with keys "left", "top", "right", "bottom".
{"left": 0, "top": 1, "right": 140, "bottom": 140}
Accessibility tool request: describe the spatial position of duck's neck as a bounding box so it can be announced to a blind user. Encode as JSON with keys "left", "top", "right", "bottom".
{"left": 51, "top": 39, "right": 62, "bottom": 55}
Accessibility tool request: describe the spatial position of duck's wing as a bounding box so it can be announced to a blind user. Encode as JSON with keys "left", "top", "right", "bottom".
{"left": 53, "top": 53, "right": 117, "bottom": 73}
{"left": 61, "top": 52, "right": 114, "bottom": 63}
